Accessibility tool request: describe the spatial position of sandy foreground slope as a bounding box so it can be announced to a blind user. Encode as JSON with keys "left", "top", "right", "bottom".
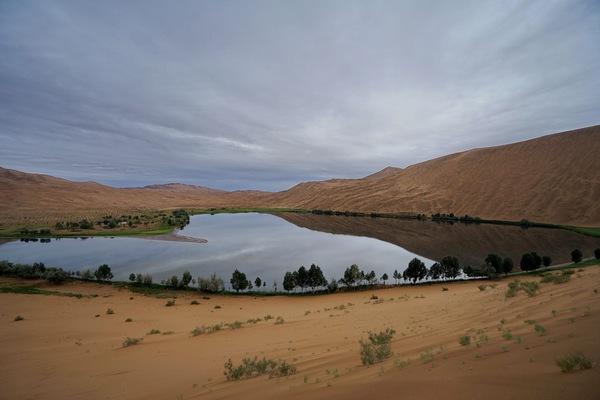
{"left": 1, "top": 269, "right": 599, "bottom": 400}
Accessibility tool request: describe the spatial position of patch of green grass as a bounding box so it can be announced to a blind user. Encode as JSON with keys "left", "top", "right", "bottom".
{"left": 224, "top": 357, "right": 297, "bottom": 380}
{"left": 502, "top": 330, "right": 513, "bottom": 340}
{"left": 122, "top": 337, "right": 143, "bottom": 347}
{"left": 0, "top": 283, "right": 95, "bottom": 298}
{"left": 459, "top": 335, "right": 471, "bottom": 346}
{"left": 556, "top": 352, "right": 593, "bottom": 373}
{"left": 359, "top": 328, "right": 396, "bottom": 365}
{"left": 420, "top": 349, "right": 434, "bottom": 364}
{"left": 534, "top": 324, "right": 547, "bottom": 336}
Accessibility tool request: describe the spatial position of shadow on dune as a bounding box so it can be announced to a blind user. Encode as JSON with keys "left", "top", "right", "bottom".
{"left": 276, "top": 213, "right": 600, "bottom": 267}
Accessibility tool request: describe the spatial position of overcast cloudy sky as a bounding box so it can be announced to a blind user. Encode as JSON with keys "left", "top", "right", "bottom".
{"left": 1, "top": 1, "right": 599, "bottom": 190}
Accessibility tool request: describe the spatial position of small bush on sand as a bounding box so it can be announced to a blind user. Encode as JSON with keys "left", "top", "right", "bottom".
{"left": 125, "top": 318, "right": 133, "bottom": 322}
{"left": 147, "top": 329, "right": 161, "bottom": 335}
{"left": 190, "top": 300, "right": 199, "bottom": 305}
{"left": 534, "top": 324, "right": 546, "bottom": 336}
{"left": 541, "top": 270, "right": 572, "bottom": 284}
{"left": 274, "top": 316, "right": 285, "bottom": 325}
{"left": 226, "top": 321, "right": 243, "bottom": 329}
{"left": 459, "top": 335, "right": 471, "bottom": 346}
{"left": 556, "top": 352, "right": 592, "bottom": 373}
{"left": 191, "top": 323, "right": 223, "bottom": 336}
{"left": 224, "top": 357, "right": 297, "bottom": 380}
{"left": 165, "top": 300, "right": 176, "bottom": 307}
{"left": 14, "top": 315, "right": 24, "bottom": 322}
{"left": 264, "top": 314, "right": 274, "bottom": 321}
{"left": 502, "top": 330, "right": 513, "bottom": 340}
{"left": 359, "top": 328, "right": 396, "bottom": 365}
{"left": 122, "top": 337, "right": 143, "bottom": 347}
{"left": 478, "top": 284, "right": 487, "bottom": 291}
{"left": 106, "top": 308, "right": 114, "bottom": 315}
{"left": 506, "top": 281, "right": 539, "bottom": 298}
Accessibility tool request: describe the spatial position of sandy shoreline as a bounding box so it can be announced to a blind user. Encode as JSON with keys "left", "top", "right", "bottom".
{"left": 1, "top": 267, "right": 599, "bottom": 400}
{"left": 141, "top": 229, "right": 207, "bottom": 244}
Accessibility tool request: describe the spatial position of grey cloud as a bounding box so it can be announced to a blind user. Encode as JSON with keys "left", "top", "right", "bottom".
{"left": 1, "top": 0, "right": 599, "bottom": 190}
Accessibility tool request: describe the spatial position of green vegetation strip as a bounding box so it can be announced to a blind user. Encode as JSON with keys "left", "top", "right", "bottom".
{"left": 0, "top": 283, "right": 96, "bottom": 298}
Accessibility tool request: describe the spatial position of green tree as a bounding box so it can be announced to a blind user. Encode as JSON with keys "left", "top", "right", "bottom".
{"left": 365, "top": 270, "right": 377, "bottom": 286}
{"left": 128, "top": 273, "right": 136, "bottom": 282}
{"left": 542, "top": 256, "right": 552, "bottom": 267}
{"left": 297, "top": 266, "right": 308, "bottom": 291}
{"left": 340, "top": 264, "right": 361, "bottom": 288}
{"left": 392, "top": 269, "right": 399, "bottom": 284}
{"left": 427, "top": 263, "right": 443, "bottom": 280}
{"left": 255, "top": 277, "right": 262, "bottom": 289}
{"left": 595, "top": 248, "right": 600, "bottom": 260}
{"left": 94, "top": 264, "right": 113, "bottom": 281}
{"left": 441, "top": 256, "right": 460, "bottom": 279}
{"left": 307, "top": 264, "right": 326, "bottom": 291}
{"left": 403, "top": 258, "right": 427, "bottom": 283}
{"left": 283, "top": 271, "right": 296, "bottom": 292}
{"left": 520, "top": 252, "right": 542, "bottom": 271}
{"left": 169, "top": 275, "right": 179, "bottom": 287}
{"left": 381, "top": 273, "right": 388, "bottom": 285}
{"left": 484, "top": 254, "right": 503, "bottom": 274}
{"left": 230, "top": 269, "right": 248, "bottom": 292}
{"left": 502, "top": 257, "right": 514, "bottom": 274}
{"left": 571, "top": 249, "right": 583, "bottom": 263}
{"left": 181, "top": 271, "right": 192, "bottom": 287}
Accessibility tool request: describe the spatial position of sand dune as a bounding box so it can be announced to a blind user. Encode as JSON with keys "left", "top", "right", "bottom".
{"left": 1, "top": 266, "right": 599, "bottom": 399}
{"left": 1, "top": 125, "right": 599, "bottom": 226}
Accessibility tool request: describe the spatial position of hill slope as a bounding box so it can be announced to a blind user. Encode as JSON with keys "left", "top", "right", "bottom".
{"left": 266, "top": 125, "right": 600, "bottom": 225}
{"left": 1, "top": 125, "right": 599, "bottom": 226}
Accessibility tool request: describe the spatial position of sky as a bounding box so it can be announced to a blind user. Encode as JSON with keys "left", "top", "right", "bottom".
{"left": 1, "top": 0, "right": 599, "bottom": 191}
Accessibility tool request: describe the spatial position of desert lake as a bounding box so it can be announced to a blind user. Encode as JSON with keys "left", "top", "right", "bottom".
{"left": 1, "top": 212, "right": 599, "bottom": 287}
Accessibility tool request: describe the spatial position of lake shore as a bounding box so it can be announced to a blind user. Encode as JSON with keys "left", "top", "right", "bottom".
{"left": 1, "top": 265, "right": 599, "bottom": 400}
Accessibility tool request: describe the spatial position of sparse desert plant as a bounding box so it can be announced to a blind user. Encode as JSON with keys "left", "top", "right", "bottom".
{"left": 359, "top": 328, "right": 396, "bottom": 365}
{"left": 214, "top": 305, "right": 221, "bottom": 309}
{"left": 125, "top": 318, "right": 133, "bottom": 322}
{"left": 521, "top": 281, "right": 539, "bottom": 297}
{"left": 224, "top": 357, "right": 297, "bottom": 380}
{"left": 264, "top": 314, "right": 274, "bottom": 321}
{"left": 122, "top": 337, "right": 143, "bottom": 347}
{"left": 505, "top": 281, "right": 520, "bottom": 298}
{"left": 420, "top": 349, "right": 434, "bottom": 364}
{"left": 274, "top": 316, "right": 285, "bottom": 325}
{"left": 165, "top": 300, "right": 176, "bottom": 307}
{"left": 459, "top": 335, "right": 471, "bottom": 346}
{"left": 14, "top": 315, "right": 24, "bottom": 322}
{"left": 478, "top": 284, "right": 487, "bottom": 291}
{"left": 191, "top": 323, "right": 223, "bottom": 336}
{"left": 534, "top": 323, "right": 546, "bottom": 336}
{"left": 227, "top": 321, "right": 243, "bottom": 329}
{"left": 106, "top": 308, "right": 114, "bottom": 315}
{"left": 161, "top": 330, "right": 175, "bottom": 335}
{"left": 502, "top": 330, "right": 513, "bottom": 340}
{"left": 394, "top": 358, "right": 409, "bottom": 368}
{"left": 147, "top": 329, "right": 161, "bottom": 335}
{"left": 556, "top": 352, "right": 592, "bottom": 373}
{"left": 190, "top": 300, "right": 199, "bottom": 305}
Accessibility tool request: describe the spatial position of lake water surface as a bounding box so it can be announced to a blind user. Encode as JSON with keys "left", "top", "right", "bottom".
{"left": 1, "top": 213, "right": 599, "bottom": 289}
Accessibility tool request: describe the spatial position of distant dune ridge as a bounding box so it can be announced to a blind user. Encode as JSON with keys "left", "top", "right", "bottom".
{"left": 1, "top": 125, "right": 599, "bottom": 226}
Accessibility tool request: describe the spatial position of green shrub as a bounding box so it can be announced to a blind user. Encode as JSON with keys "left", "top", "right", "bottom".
{"left": 125, "top": 318, "right": 133, "bottom": 322}
{"left": 534, "top": 324, "right": 546, "bottom": 336}
{"left": 106, "top": 308, "right": 114, "bottom": 315}
{"left": 502, "top": 330, "right": 513, "bottom": 340}
{"left": 478, "top": 284, "right": 487, "bottom": 291}
{"left": 165, "top": 300, "right": 175, "bottom": 307}
{"left": 14, "top": 315, "right": 24, "bottom": 322}
{"left": 224, "top": 357, "right": 297, "bottom": 380}
{"left": 274, "top": 316, "right": 285, "bottom": 325}
{"left": 147, "top": 329, "right": 161, "bottom": 335}
{"left": 264, "top": 314, "right": 274, "bottom": 321}
{"left": 191, "top": 323, "right": 223, "bottom": 336}
{"left": 122, "top": 337, "right": 143, "bottom": 347}
{"left": 226, "top": 321, "right": 243, "bottom": 329}
{"left": 359, "top": 328, "right": 396, "bottom": 365}
{"left": 190, "top": 300, "right": 199, "bottom": 305}
{"left": 459, "top": 335, "right": 471, "bottom": 346}
{"left": 556, "top": 352, "right": 592, "bottom": 373}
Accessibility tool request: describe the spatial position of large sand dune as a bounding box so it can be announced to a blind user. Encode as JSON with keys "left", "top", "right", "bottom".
{"left": 1, "top": 125, "right": 599, "bottom": 226}
{"left": 1, "top": 266, "right": 599, "bottom": 399}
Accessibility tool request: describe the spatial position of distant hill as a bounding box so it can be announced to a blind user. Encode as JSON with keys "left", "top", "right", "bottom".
{"left": 1, "top": 125, "right": 599, "bottom": 226}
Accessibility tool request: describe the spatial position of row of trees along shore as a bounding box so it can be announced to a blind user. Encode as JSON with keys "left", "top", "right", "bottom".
{"left": 2, "top": 248, "right": 598, "bottom": 292}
